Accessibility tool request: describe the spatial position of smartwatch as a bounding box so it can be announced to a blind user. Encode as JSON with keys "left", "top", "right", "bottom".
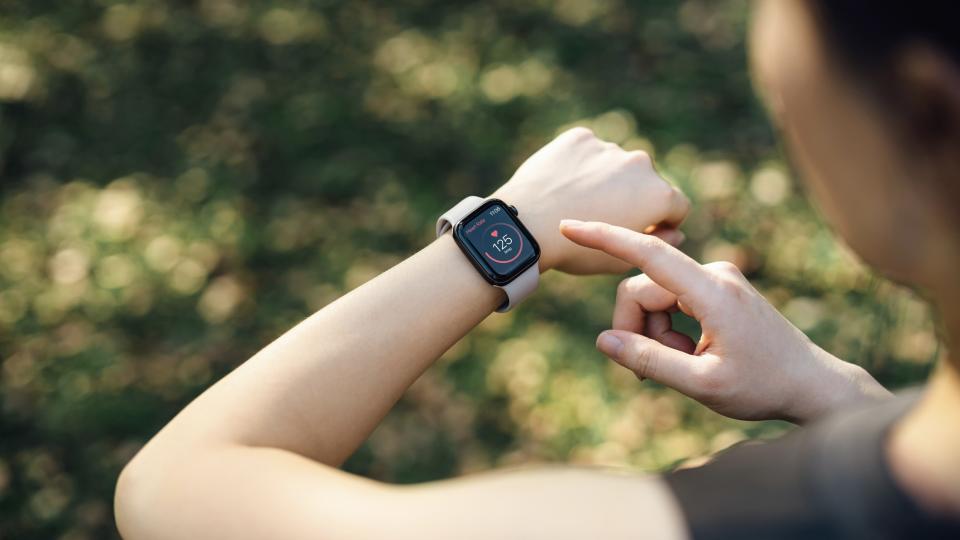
{"left": 436, "top": 196, "right": 541, "bottom": 312}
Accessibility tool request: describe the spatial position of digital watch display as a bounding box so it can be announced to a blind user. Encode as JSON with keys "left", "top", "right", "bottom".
{"left": 452, "top": 199, "right": 540, "bottom": 286}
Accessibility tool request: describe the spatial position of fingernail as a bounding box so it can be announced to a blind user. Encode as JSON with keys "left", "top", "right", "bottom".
{"left": 596, "top": 332, "right": 624, "bottom": 358}
{"left": 559, "top": 219, "right": 584, "bottom": 229}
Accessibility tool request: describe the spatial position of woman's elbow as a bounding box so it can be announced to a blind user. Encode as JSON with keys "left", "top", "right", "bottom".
{"left": 114, "top": 451, "right": 164, "bottom": 539}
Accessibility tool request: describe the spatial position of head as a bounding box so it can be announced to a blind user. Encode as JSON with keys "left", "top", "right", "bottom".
{"left": 749, "top": 0, "right": 960, "bottom": 351}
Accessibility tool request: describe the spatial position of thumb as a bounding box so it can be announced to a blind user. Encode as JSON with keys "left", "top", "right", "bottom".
{"left": 596, "top": 330, "right": 699, "bottom": 392}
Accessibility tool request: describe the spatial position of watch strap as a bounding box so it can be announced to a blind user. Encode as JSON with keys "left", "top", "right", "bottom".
{"left": 435, "top": 195, "right": 486, "bottom": 236}
{"left": 436, "top": 195, "right": 539, "bottom": 313}
{"left": 497, "top": 263, "right": 538, "bottom": 313}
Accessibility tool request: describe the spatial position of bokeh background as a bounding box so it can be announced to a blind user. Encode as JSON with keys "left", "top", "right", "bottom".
{"left": 0, "top": 1, "right": 941, "bottom": 538}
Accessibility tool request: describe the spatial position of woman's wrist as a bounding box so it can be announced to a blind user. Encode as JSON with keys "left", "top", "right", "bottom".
{"left": 786, "top": 348, "right": 893, "bottom": 424}
{"left": 842, "top": 362, "right": 894, "bottom": 405}
{"left": 487, "top": 128, "right": 690, "bottom": 277}
{"left": 489, "top": 188, "right": 558, "bottom": 273}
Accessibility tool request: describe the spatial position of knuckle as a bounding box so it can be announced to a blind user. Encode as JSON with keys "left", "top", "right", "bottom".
{"left": 634, "top": 234, "right": 667, "bottom": 265}
{"left": 708, "top": 260, "right": 741, "bottom": 277}
{"left": 657, "top": 182, "right": 675, "bottom": 203}
{"left": 632, "top": 149, "right": 652, "bottom": 161}
{"left": 563, "top": 126, "right": 595, "bottom": 141}
{"left": 629, "top": 236, "right": 654, "bottom": 266}
{"left": 625, "top": 150, "right": 652, "bottom": 167}
{"left": 616, "top": 277, "right": 633, "bottom": 297}
{"left": 706, "top": 263, "right": 746, "bottom": 296}
{"left": 616, "top": 275, "right": 649, "bottom": 299}
{"left": 641, "top": 177, "right": 676, "bottom": 206}
{"left": 593, "top": 221, "right": 614, "bottom": 237}
{"left": 702, "top": 262, "right": 739, "bottom": 291}
{"left": 714, "top": 275, "right": 744, "bottom": 299}
{"left": 633, "top": 230, "right": 661, "bottom": 250}
{"left": 605, "top": 223, "right": 624, "bottom": 240}
{"left": 673, "top": 186, "right": 691, "bottom": 211}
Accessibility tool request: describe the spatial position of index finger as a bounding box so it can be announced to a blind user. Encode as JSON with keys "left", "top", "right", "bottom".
{"left": 559, "top": 220, "right": 711, "bottom": 304}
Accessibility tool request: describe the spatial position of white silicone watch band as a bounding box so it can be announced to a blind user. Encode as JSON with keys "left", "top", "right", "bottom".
{"left": 435, "top": 196, "right": 486, "bottom": 236}
{"left": 436, "top": 196, "right": 539, "bottom": 313}
{"left": 497, "top": 264, "right": 539, "bottom": 312}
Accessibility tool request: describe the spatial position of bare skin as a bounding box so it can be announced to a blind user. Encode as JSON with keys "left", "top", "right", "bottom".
{"left": 751, "top": 0, "right": 960, "bottom": 517}
{"left": 558, "top": 220, "right": 890, "bottom": 424}
{"left": 115, "top": 0, "right": 960, "bottom": 537}
{"left": 114, "top": 129, "right": 697, "bottom": 540}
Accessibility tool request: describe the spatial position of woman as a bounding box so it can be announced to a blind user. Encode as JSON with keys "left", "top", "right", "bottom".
{"left": 114, "top": 1, "right": 960, "bottom": 538}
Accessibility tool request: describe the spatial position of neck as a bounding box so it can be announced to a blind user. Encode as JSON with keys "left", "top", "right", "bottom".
{"left": 879, "top": 210, "right": 960, "bottom": 515}
{"left": 886, "top": 277, "right": 960, "bottom": 516}
{"left": 888, "top": 358, "right": 960, "bottom": 517}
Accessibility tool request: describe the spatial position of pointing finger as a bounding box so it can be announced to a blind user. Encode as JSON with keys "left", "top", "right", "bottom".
{"left": 561, "top": 220, "right": 711, "bottom": 311}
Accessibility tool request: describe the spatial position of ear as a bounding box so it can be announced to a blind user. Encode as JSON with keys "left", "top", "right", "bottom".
{"left": 893, "top": 44, "right": 960, "bottom": 148}
{"left": 891, "top": 44, "right": 960, "bottom": 248}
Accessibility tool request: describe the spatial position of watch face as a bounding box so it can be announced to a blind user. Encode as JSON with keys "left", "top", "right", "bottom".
{"left": 454, "top": 199, "right": 540, "bottom": 285}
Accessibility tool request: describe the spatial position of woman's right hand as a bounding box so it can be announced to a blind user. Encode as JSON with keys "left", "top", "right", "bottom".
{"left": 559, "top": 220, "right": 891, "bottom": 424}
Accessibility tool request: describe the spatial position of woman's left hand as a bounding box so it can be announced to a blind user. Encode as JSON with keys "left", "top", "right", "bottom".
{"left": 491, "top": 127, "right": 689, "bottom": 275}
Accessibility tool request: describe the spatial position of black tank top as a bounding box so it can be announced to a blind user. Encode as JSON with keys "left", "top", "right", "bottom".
{"left": 663, "top": 390, "right": 960, "bottom": 539}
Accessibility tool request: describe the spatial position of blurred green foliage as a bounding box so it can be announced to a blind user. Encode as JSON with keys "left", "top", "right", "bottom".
{"left": 0, "top": 0, "right": 940, "bottom": 538}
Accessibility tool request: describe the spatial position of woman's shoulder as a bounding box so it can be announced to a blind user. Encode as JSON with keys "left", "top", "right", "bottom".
{"left": 662, "top": 389, "right": 959, "bottom": 540}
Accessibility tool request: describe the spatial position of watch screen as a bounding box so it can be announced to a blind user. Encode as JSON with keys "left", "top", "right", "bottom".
{"left": 458, "top": 201, "right": 539, "bottom": 282}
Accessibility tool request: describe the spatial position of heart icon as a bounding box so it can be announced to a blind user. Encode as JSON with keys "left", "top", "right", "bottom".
{"left": 490, "top": 230, "right": 498, "bottom": 237}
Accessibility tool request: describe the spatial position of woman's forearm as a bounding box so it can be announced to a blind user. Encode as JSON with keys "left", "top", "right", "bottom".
{"left": 138, "top": 232, "right": 504, "bottom": 466}
{"left": 115, "top": 129, "right": 694, "bottom": 539}
{"left": 119, "top": 128, "right": 691, "bottom": 472}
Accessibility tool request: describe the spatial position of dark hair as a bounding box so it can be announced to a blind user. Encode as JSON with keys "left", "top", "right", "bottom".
{"left": 809, "top": 1, "right": 960, "bottom": 76}
{"left": 809, "top": 2, "right": 960, "bottom": 146}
